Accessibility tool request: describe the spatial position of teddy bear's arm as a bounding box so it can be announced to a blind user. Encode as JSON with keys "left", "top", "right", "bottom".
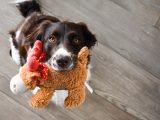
{"left": 64, "top": 85, "right": 85, "bottom": 109}
{"left": 20, "top": 64, "right": 41, "bottom": 90}
{"left": 29, "top": 87, "right": 55, "bottom": 108}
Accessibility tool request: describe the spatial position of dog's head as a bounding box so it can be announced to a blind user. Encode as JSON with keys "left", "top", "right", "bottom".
{"left": 29, "top": 21, "right": 97, "bottom": 71}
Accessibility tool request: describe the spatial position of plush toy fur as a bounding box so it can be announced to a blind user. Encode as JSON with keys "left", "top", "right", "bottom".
{"left": 19, "top": 46, "right": 89, "bottom": 109}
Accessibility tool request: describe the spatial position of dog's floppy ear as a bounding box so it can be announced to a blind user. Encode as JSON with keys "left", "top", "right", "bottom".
{"left": 25, "top": 30, "right": 42, "bottom": 47}
{"left": 78, "top": 22, "right": 97, "bottom": 49}
{"left": 26, "top": 20, "right": 52, "bottom": 47}
{"left": 36, "top": 33, "right": 43, "bottom": 41}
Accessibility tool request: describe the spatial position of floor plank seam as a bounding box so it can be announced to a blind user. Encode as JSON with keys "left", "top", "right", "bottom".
{"left": 154, "top": 16, "right": 160, "bottom": 29}
{"left": 94, "top": 92, "right": 144, "bottom": 120}
{"left": 0, "top": 89, "right": 46, "bottom": 120}
{"left": 94, "top": 92, "right": 142, "bottom": 120}
{"left": 98, "top": 42, "right": 160, "bottom": 81}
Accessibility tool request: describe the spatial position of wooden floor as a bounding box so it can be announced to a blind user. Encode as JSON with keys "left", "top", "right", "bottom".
{"left": 0, "top": 0, "right": 160, "bottom": 120}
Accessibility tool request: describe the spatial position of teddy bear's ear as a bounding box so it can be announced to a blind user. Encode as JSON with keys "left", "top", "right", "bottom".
{"left": 78, "top": 47, "right": 89, "bottom": 64}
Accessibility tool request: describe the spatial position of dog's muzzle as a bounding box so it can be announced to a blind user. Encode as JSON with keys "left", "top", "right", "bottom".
{"left": 54, "top": 55, "right": 72, "bottom": 70}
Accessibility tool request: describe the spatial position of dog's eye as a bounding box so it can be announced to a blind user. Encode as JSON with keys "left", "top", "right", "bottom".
{"left": 73, "top": 39, "right": 79, "bottom": 44}
{"left": 48, "top": 35, "right": 56, "bottom": 43}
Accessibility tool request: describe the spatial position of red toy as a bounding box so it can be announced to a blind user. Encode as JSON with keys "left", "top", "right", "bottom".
{"left": 27, "top": 40, "right": 48, "bottom": 80}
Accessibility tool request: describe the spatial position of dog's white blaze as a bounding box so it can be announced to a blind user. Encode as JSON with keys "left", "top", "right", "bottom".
{"left": 9, "top": 37, "right": 21, "bottom": 65}
{"left": 54, "top": 47, "right": 71, "bottom": 57}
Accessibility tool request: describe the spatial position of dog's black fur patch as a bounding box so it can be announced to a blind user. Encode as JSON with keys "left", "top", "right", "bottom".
{"left": 17, "top": 0, "right": 41, "bottom": 17}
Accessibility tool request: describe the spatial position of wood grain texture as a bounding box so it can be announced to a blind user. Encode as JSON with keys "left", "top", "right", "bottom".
{"left": 0, "top": 91, "right": 44, "bottom": 120}
{"left": 0, "top": 0, "right": 160, "bottom": 120}
{"left": 92, "top": 44, "right": 160, "bottom": 120}
{"left": 155, "top": 16, "right": 160, "bottom": 29}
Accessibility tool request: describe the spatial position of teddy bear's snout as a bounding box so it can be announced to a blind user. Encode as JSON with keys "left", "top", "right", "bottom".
{"left": 10, "top": 74, "right": 27, "bottom": 95}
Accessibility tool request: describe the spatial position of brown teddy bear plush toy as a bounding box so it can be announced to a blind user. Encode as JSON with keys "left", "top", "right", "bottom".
{"left": 10, "top": 40, "right": 89, "bottom": 109}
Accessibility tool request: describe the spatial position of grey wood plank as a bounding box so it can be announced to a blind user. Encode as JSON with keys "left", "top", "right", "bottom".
{"left": 69, "top": 92, "right": 138, "bottom": 120}
{"left": 41, "top": 0, "right": 160, "bottom": 80}
{"left": 91, "top": 44, "right": 160, "bottom": 120}
{"left": 0, "top": 91, "right": 44, "bottom": 120}
{"left": 110, "top": 0, "right": 160, "bottom": 13}
{"left": 155, "top": 16, "right": 160, "bottom": 29}
{"left": 47, "top": 92, "right": 138, "bottom": 120}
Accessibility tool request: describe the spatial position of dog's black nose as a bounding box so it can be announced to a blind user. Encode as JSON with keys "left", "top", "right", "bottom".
{"left": 56, "top": 56, "right": 72, "bottom": 69}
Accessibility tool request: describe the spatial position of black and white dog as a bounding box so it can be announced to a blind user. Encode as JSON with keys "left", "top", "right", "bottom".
{"left": 9, "top": 0, "right": 97, "bottom": 106}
